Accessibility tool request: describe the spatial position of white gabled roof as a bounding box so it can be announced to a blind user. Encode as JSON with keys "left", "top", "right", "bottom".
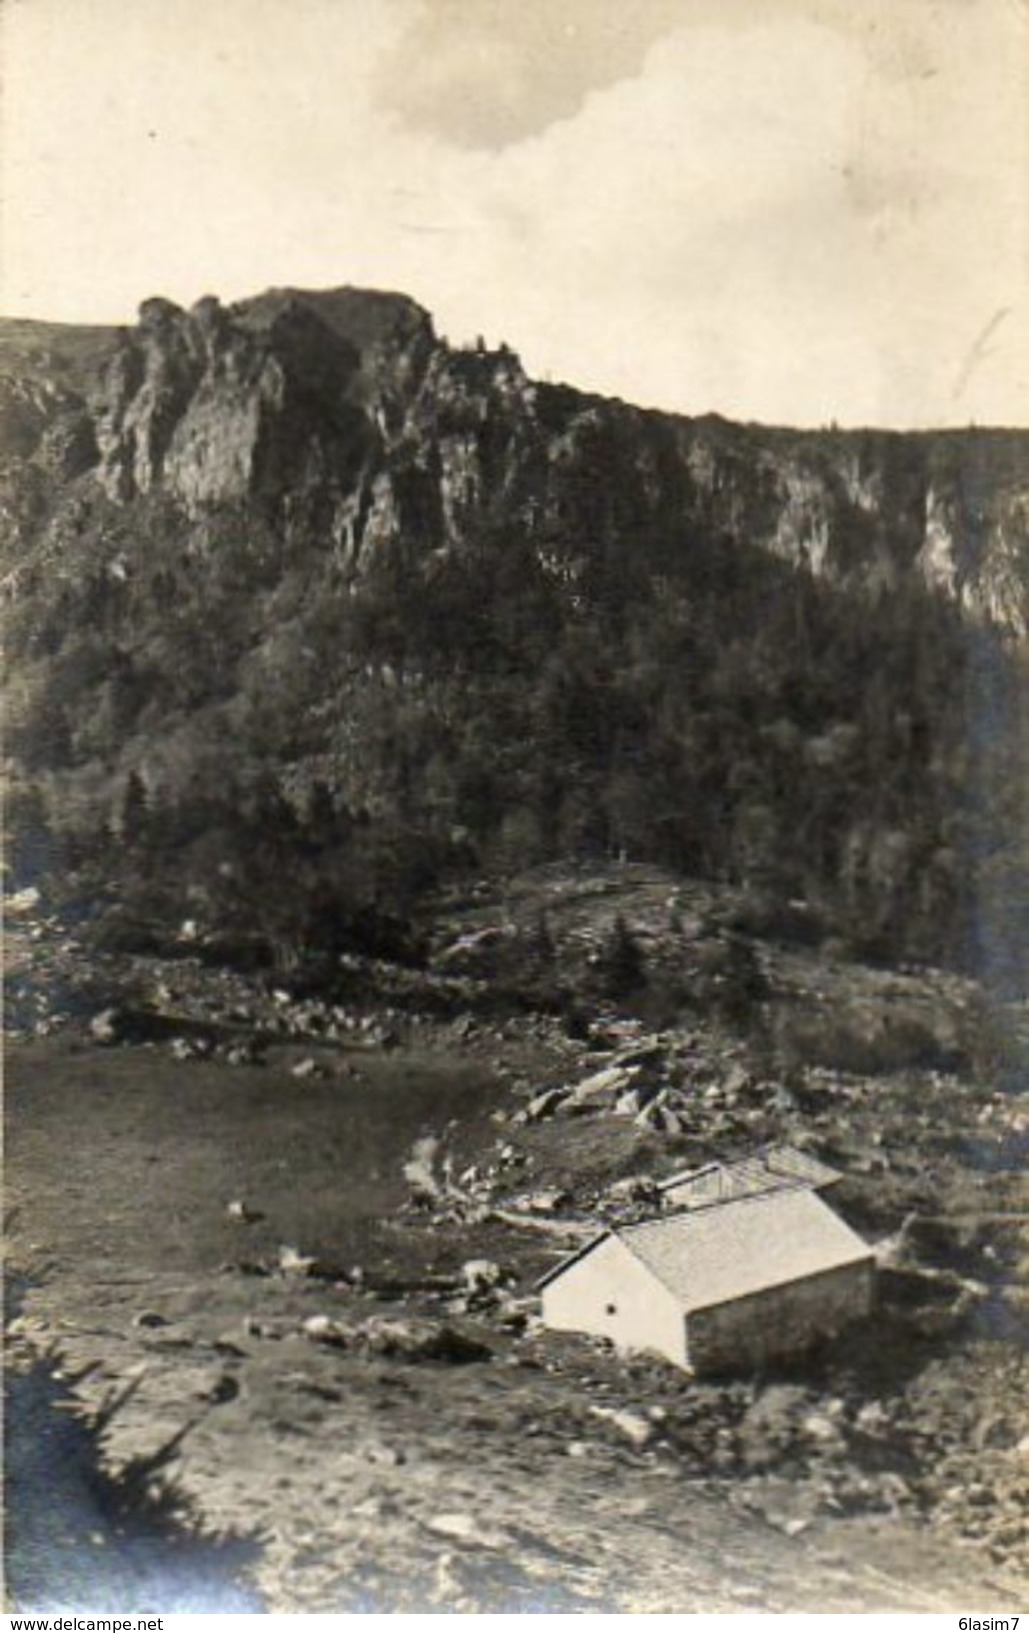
{"left": 616, "top": 1188, "right": 870, "bottom": 1313}
{"left": 659, "top": 1144, "right": 840, "bottom": 1204}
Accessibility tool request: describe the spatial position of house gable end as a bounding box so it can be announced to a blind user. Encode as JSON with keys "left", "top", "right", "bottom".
{"left": 540, "top": 1232, "right": 687, "bottom": 1368}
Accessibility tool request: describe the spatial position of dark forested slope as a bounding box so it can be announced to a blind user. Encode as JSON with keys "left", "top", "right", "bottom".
{"left": 2, "top": 287, "right": 1026, "bottom": 977}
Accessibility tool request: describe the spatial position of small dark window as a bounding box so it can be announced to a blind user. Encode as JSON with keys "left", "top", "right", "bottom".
{"left": 605, "top": 1302, "right": 617, "bottom": 1315}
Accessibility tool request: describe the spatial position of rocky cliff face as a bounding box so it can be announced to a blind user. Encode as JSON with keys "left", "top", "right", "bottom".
{"left": 2, "top": 286, "right": 1026, "bottom": 631}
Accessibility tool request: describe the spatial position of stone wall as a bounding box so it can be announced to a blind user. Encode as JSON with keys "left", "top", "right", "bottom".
{"left": 686, "top": 1259, "right": 875, "bottom": 1375}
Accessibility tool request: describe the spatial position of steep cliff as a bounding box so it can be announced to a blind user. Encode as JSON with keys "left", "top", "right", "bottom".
{"left": 3, "top": 287, "right": 1027, "bottom": 624}
{"left": 2, "top": 286, "right": 1026, "bottom": 971}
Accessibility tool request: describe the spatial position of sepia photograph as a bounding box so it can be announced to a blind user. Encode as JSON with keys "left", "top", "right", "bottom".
{"left": 2, "top": 0, "right": 1027, "bottom": 1615}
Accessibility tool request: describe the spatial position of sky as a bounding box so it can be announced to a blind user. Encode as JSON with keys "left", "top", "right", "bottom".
{"left": 1, "top": 0, "right": 1026, "bottom": 427}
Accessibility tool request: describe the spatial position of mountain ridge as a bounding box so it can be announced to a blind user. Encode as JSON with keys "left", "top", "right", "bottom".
{"left": 2, "top": 286, "right": 1026, "bottom": 631}
{"left": 2, "top": 284, "right": 1027, "bottom": 975}
{"left": 4, "top": 287, "right": 1029, "bottom": 434}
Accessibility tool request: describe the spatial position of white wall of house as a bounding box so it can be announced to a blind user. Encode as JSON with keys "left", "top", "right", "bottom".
{"left": 541, "top": 1236, "right": 687, "bottom": 1368}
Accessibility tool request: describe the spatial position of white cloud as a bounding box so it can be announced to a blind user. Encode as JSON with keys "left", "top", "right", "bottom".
{"left": 1, "top": 0, "right": 1025, "bottom": 426}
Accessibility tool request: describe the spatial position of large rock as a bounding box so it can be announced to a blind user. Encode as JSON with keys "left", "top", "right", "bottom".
{"left": 524, "top": 1088, "right": 569, "bottom": 1122}
{"left": 588, "top": 1405, "right": 655, "bottom": 1449}
{"left": 89, "top": 1007, "right": 121, "bottom": 1044}
{"left": 613, "top": 1083, "right": 661, "bottom": 1117}
{"left": 358, "top": 1318, "right": 491, "bottom": 1364}
{"left": 460, "top": 1258, "right": 504, "bottom": 1294}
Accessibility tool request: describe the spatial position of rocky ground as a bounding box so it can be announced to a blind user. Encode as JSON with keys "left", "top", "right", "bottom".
{"left": 5, "top": 864, "right": 1028, "bottom": 1611}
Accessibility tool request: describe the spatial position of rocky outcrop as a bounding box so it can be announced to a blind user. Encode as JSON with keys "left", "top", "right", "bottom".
{"left": 92, "top": 294, "right": 375, "bottom": 509}
{"left": 1, "top": 284, "right": 1026, "bottom": 630}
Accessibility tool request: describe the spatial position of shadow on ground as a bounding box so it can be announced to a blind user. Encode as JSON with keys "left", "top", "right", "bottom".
{"left": 4, "top": 1317, "right": 264, "bottom": 1614}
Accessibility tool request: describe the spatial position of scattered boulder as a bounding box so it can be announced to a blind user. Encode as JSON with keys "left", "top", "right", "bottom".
{"left": 424, "top": 1512, "right": 506, "bottom": 1550}
{"left": 854, "top": 1400, "right": 892, "bottom": 1437}
{"left": 205, "top": 1373, "right": 240, "bottom": 1406}
{"left": 290, "top": 1057, "right": 322, "bottom": 1080}
{"left": 588, "top": 1405, "right": 655, "bottom": 1449}
{"left": 225, "top": 1199, "right": 261, "bottom": 1224}
{"left": 973, "top": 1413, "right": 1020, "bottom": 1452}
{"left": 461, "top": 1259, "right": 504, "bottom": 1294}
{"left": 278, "top": 1244, "right": 318, "bottom": 1276}
{"left": 494, "top": 1295, "right": 539, "bottom": 1334}
{"left": 606, "top": 1038, "right": 666, "bottom": 1069}
{"left": 524, "top": 1088, "right": 569, "bottom": 1122}
{"left": 565, "top": 1065, "right": 638, "bottom": 1110}
{"left": 526, "top": 1188, "right": 572, "bottom": 1213}
{"left": 225, "top": 1042, "right": 261, "bottom": 1066}
{"left": 722, "top": 1063, "right": 752, "bottom": 1101}
{"left": 170, "top": 1363, "right": 240, "bottom": 1404}
{"left": 800, "top": 1410, "right": 846, "bottom": 1454}
{"left": 170, "top": 1035, "right": 208, "bottom": 1061}
{"left": 737, "top": 1384, "right": 815, "bottom": 1471}
{"left": 606, "top": 1175, "right": 661, "bottom": 1206}
{"left": 403, "top": 1136, "right": 445, "bottom": 1201}
{"left": 7, "top": 886, "right": 40, "bottom": 915}
{"left": 359, "top": 1317, "right": 491, "bottom": 1363}
{"left": 363, "top": 1441, "right": 407, "bottom": 1467}
{"left": 613, "top": 1083, "right": 661, "bottom": 1117}
{"left": 634, "top": 1100, "right": 687, "bottom": 1135}
{"left": 89, "top": 1008, "right": 121, "bottom": 1045}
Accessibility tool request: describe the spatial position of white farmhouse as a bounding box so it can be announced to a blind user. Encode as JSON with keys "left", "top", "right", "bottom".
{"left": 539, "top": 1187, "right": 874, "bottom": 1375}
